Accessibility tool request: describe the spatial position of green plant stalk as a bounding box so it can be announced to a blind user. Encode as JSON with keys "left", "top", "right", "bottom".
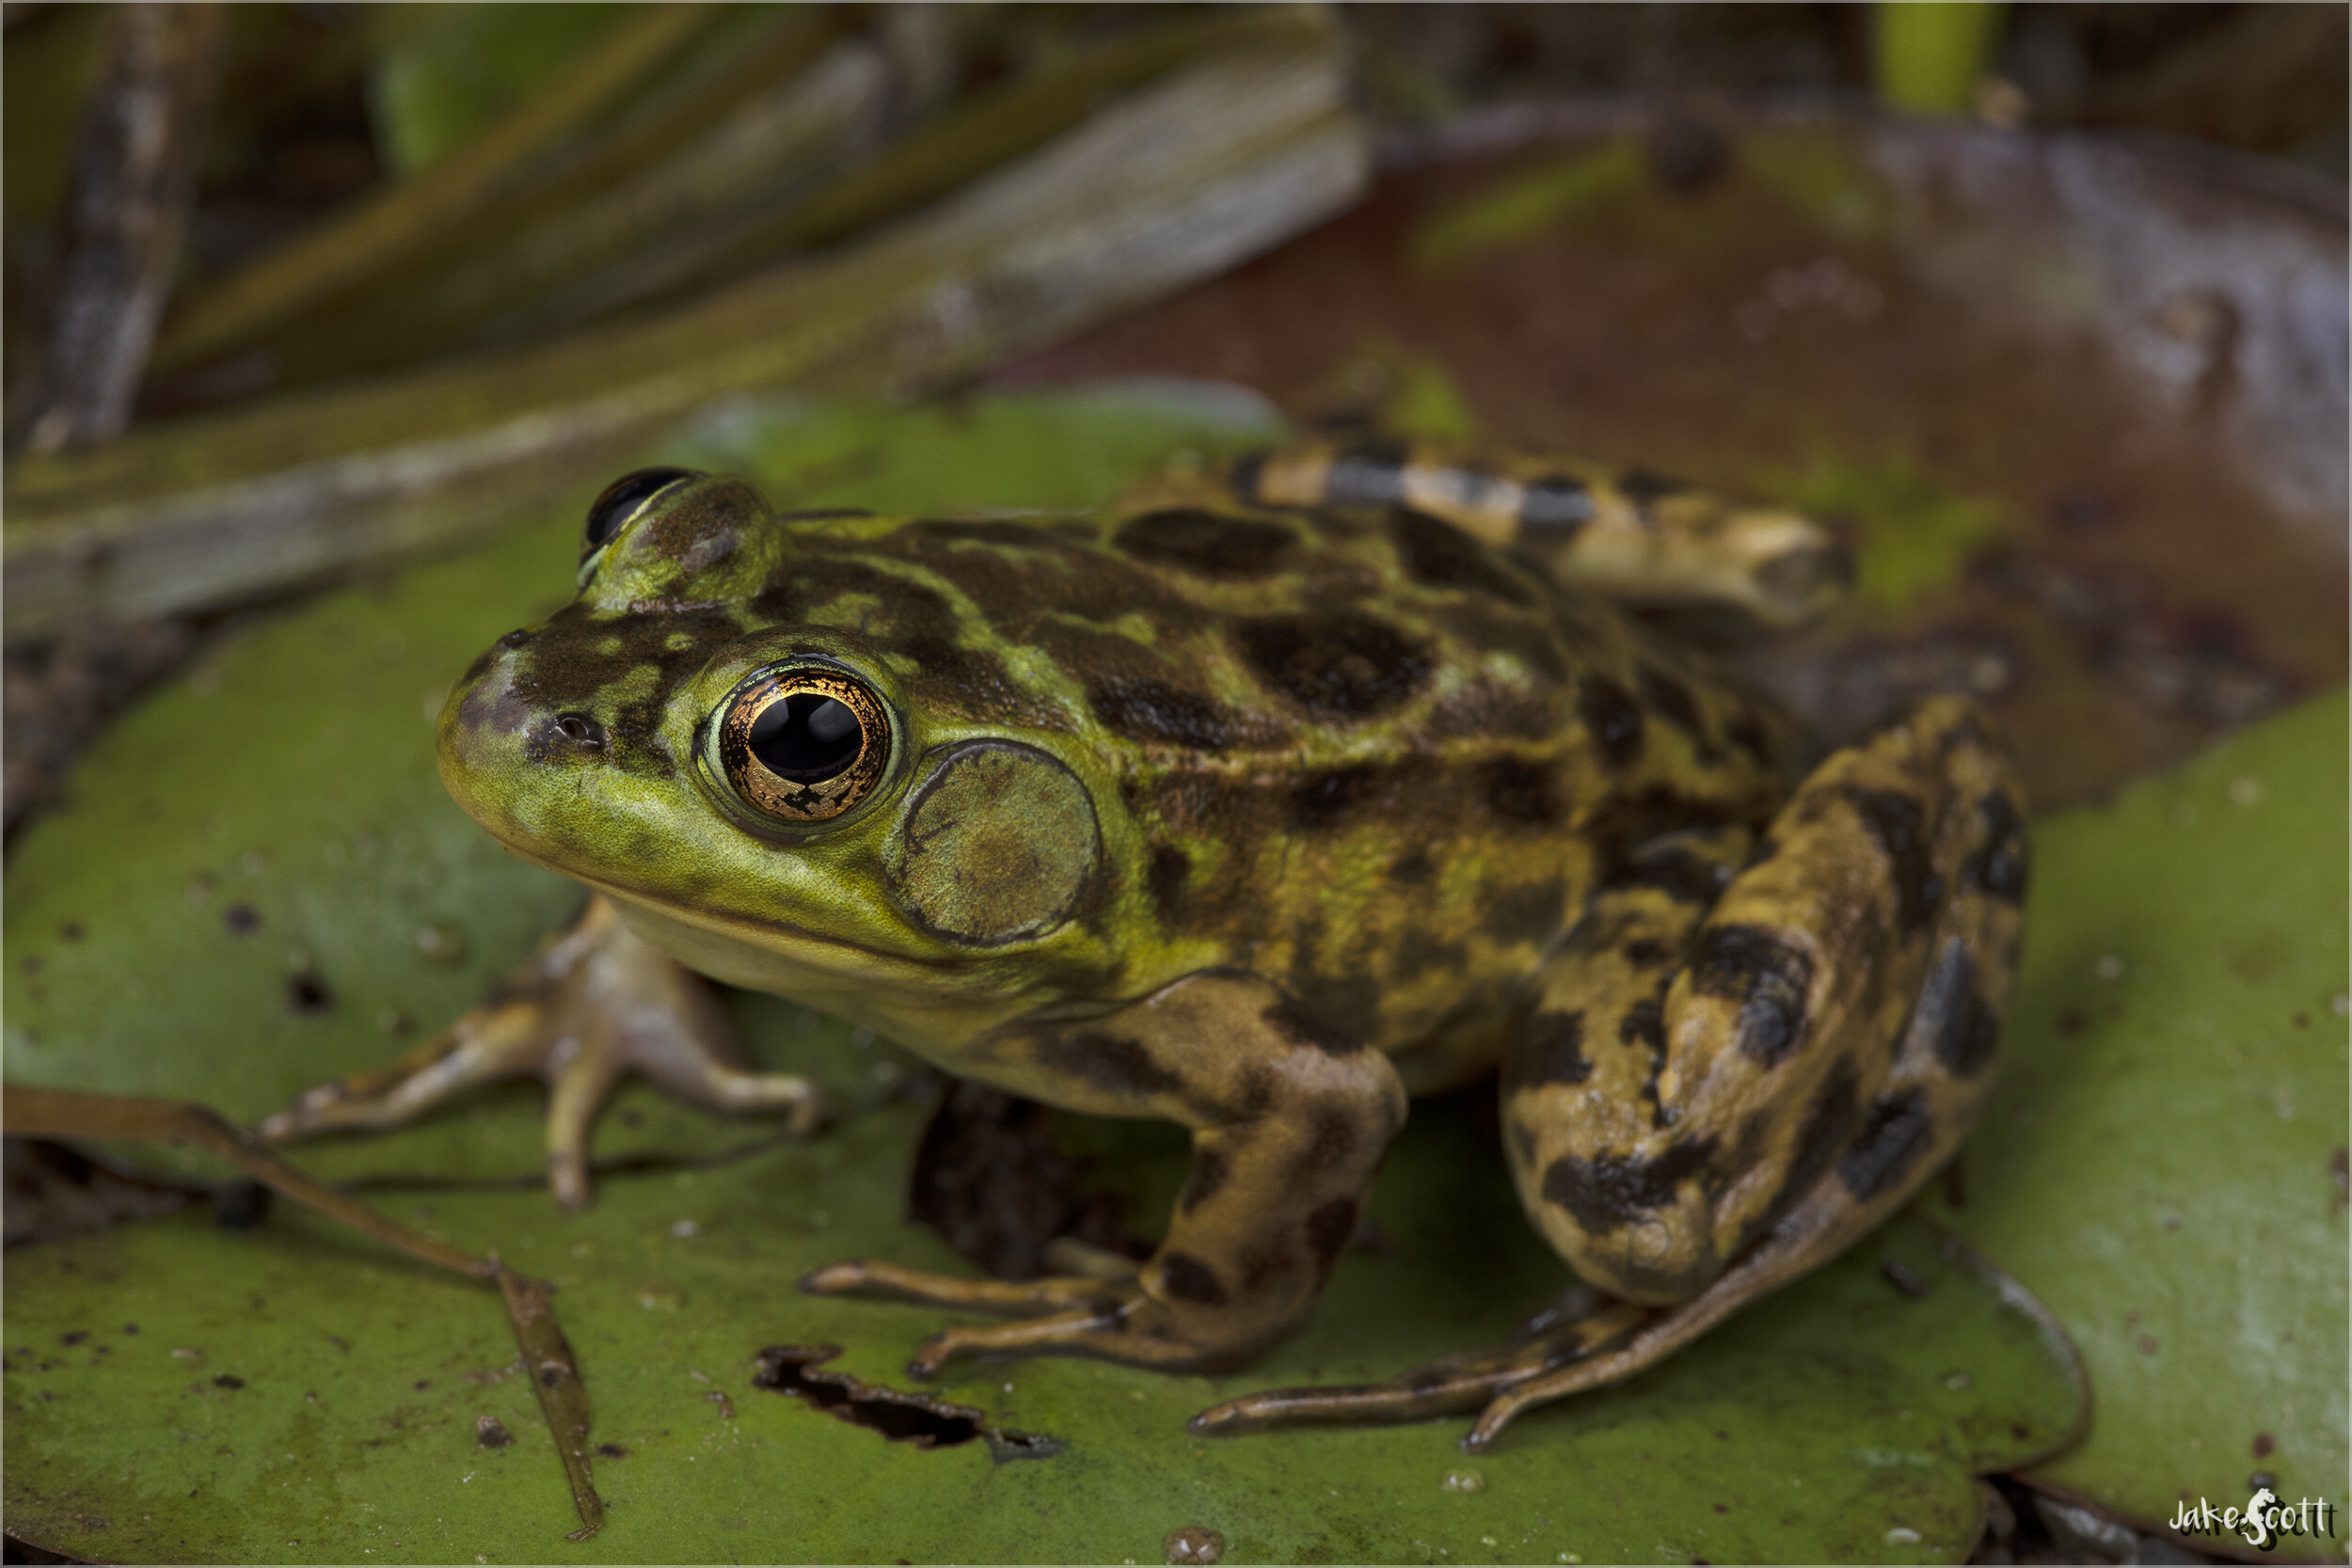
{"left": 262, "top": 24, "right": 878, "bottom": 388}
{"left": 149, "top": 3, "right": 718, "bottom": 372}
{"left": 1874, "top": 2, "right": 2007, "bottom": 117}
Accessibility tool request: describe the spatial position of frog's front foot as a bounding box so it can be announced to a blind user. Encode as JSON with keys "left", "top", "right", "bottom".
{"left": 260, "top": 895, "right": 821, "bottom": 1206}
{"left": 803, "top": 1258, "right": 1279, "bottom": 1376}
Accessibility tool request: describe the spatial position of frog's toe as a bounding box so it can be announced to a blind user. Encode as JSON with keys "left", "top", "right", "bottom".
{"left": 260, "top": 993, "right": 550, "bottom": 1141}
{"left": 1188, "top": 1370, "right": 1499, "bottom": 1435}
{"left": 906, "top": 1290, "right": 1250, "bottom": 1376}
{"left": 800, "top": 1259, "right": 1115, "bottom": 1317}
{"left": 1187, "top": 1289, "right": 1651, "bottom": 1438}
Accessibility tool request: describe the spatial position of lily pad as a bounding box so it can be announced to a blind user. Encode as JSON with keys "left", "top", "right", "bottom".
{"left": 6, "top": 387, "right": 2084, "bottom": 1561}
{"left": 1925, "top": 691, "right": 2351, "bottom": 1560}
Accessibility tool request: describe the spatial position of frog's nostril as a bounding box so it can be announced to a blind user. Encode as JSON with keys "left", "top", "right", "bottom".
{"left": 550, "top": 713, "right": 606, "bottom": 747}
{"left": 497, "top": 628, "right": 532, "bottom": 650}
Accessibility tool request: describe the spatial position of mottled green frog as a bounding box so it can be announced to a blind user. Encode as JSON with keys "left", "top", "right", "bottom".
{"left": 267, "top": 439, "right": 2026, "bottom": 1450}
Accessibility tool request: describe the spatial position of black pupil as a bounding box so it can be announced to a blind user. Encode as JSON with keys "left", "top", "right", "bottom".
{"left": 749, "top": 693, "right": 863, "bottom": 783}
{"left": 584, "top": 467, "right": 693, "bottom": 548}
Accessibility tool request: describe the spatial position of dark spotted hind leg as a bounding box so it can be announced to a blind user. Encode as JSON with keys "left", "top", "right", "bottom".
{"left": 1194, "top": 697, "right": 2027, "bottom": 1448}
{"left": 1124, "top": 438, "right": 1849, "bottom": 626}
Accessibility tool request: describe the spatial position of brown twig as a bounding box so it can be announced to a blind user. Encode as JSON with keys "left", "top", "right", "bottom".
{"left": 23, "top": 2, "right": 226, "bottom": 452}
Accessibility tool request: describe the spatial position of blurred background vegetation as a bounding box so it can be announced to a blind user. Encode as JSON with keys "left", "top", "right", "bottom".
{"left": 3, "top": 2, "right": 2344, "bottom": 832}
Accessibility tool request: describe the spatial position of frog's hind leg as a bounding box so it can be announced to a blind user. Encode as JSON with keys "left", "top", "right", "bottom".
{"left": 1194, "top": 697, "right": 2026, "bottom": 1448}
{"left": 1214, "top": 440, "right": 1849, "bottom": 627}
{"left": 261, "top": 895, "right": 821, "bottom": 1206}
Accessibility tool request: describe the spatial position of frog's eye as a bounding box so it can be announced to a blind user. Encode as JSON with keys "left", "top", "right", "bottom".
{"left": 714, "top": 668, "right": 890, "bottom": 824}
{"left": 583, "top": 467, "right": 697, "bottom": 555}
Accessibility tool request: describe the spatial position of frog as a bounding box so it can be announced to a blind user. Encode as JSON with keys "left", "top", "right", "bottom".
{"left": 264, "top": 436, "right": 2027, "bottom": 1451}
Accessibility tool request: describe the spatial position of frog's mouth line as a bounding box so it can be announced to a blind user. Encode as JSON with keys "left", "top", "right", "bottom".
{"left": 512, "top": 847, "right": 972, "bottom": 985}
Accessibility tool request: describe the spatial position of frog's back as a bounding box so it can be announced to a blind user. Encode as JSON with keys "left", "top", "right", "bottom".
{"left": 760, "top": 494, "right": 1789, "bottom": 1077}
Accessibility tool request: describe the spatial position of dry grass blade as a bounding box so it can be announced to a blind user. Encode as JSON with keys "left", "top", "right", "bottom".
{"left": 22, "top": 2, "right": 225, "bottom": 452}
{"left": 4, "top": 22, "right": 1369, "bottom": 638}
{"left": 498, "top": 1265, "right": 604, "bottom": 1541}
{"left": 3, "top": 1085, "right": 494, "bottom": 1277}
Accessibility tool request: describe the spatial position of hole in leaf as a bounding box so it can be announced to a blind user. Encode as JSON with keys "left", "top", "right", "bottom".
{"left": 753, "top": 1344, "right": 1059, "bottom": 1463}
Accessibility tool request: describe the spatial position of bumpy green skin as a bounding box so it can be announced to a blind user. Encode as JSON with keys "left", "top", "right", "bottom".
{"left": 428, "top": 441, "right": 2029, "bottom": 1436}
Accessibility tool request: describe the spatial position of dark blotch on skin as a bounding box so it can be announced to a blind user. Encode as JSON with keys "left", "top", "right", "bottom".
{"left": 1915, "top": 937, "right": 2001, "bottom": 1079}
{"left": 1031, "top": 1030, "right": 1183, "bottom": 1101}
{"left": 1388, "top": 508, "right": 1534, "bottom": 605}
{"left": 1179, "top": 1149, "right": 1229, "bottom": 1216}
{"left": 286, "top": 974, "right": 333, "bottom": 1015}
{"left": 1690, "top": 925, "right": 1813, "bottom": 1068}
{"left": 906, "top": 518, "right": 1083, "bottom": 549}
{"left": 1306, "top": 1198, "right": 1357, "bottom": 1269}
{"left": 1757, "top": 1056, "right": 1860, "bottom": 1235}
{"left": 1159, "top": 1252, "right": 1229, "bottom": 1307}
{"left": 1844, "top": 786, "right": 1940, "bottom": 933}
{"left": 1636, "top": 666, "right": 1702, "bottom": 735}
{"left": 1086, "top": 673, "right": 1239, "bottom": 752}
{"left": 1603, "top": 844, "right": 1731, "bottom": 905}
{"left": 1288, "top": 1109, "right": 1359, "bottom": 1184}
{"left": 1485, "top": 879, "right": 1567, "bottom": 943}
{"left": 1725, "top": 710, "right": 1774, "bottom": 768}
{"left": 1263, "top": 998, "right": 1359, "bottom": 1055}
{"left": 1483, "top": 757, "right": 1563, "bottom": 826}
{"left": 1147, "top": 844, "right": 1191, "bottom": 923}
{"left": 1541, "top": 1138, "right": 1720, "bottom": 1235}
{"left": 1619, "top": 990, "right": 1666, "bottom": 1053}
{"left": 1113, "top": 509, "right": 1294, "bottom": 578}
{"left": 1510, "top": 1008, "right": 1591, "bottom": 1087}
{"left": 1289, "top": 765, "right": 1384, "bottom": 831}
{"left": 1579, "top": 674, "right": 1645, "bottom": 768}
{"left": 1963, "top": 791, "right": 2029, "bottom": 902}
{"left": 1324, "top": 439, "right": 1410, "bottom": 505}
{"left": 1521, "top": 473, "right": 1595, "bottom": 533}
{"left": 774, "top": 507, "right": 874, "bottom": 523}
{"left": 222, "top": 904, "right": 261, "bottom": 934}
{"left": 1233, "top": 614, "right": 1433, "bottom": 720}
{"left": 898, "top": 631, "right": 1027, "bottom": 721}
{"left": 1390, "top": 849, "right": 1435, "bottom": 884}
{"left": 1839, "top": 1091, "right": 1934, "bottom": 1201}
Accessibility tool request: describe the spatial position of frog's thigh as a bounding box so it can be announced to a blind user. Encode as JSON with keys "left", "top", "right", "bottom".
{"left": 806, "top": 969, "right": 1408, "bottom": 1374}
{"left": 1459, "top": 698, "right": 2025, "bottom": 1436}
{"left": 1193, "top": 697, "right": 2025, "bottom": 1444}
{"left": 1509, "top": 696, "right": 2026, "bottom": 1304}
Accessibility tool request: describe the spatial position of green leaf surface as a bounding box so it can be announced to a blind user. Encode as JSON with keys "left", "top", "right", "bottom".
{"left": 6, "top": 387, "right": 2080, "bottom": 1562}
{"left": 1774, "top": 455, "right": 2009, "bottom": 617}
{"left": 1925, "top": 692, "right": 2352, "bottom": 1558}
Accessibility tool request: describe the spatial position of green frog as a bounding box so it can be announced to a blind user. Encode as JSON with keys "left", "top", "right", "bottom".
{"left": 265, "top": 438, "right": 2026, "bottom": 1451}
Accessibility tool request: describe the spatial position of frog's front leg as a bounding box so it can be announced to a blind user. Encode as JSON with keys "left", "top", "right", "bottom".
{"left": 803, "top": 969, "right": 1408, "bottom": 1374}
{"left": 1198, "top": 695, "right": 2026, "bottom": 1447}
{"left": 261, "top": 895, "right": 822, "bottom": 1206}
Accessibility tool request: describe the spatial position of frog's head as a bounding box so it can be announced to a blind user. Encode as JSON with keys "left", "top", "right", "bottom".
{"left": 438, "top": 470, "right": 1113, "bottom": 1018}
